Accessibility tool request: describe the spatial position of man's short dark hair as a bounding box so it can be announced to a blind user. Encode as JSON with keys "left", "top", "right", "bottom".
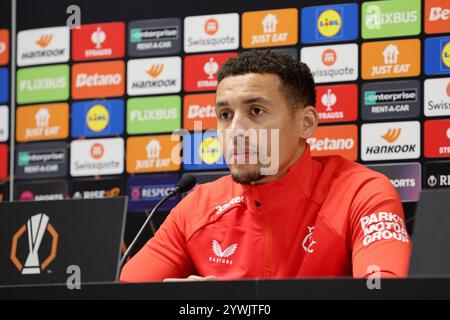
{"left": 217, "top": 49, "right": 316, "bottom": 109}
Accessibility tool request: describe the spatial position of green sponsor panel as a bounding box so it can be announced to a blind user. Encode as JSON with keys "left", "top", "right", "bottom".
{"left": 127, "top": 95, "right": 181, "bottom": 134}
{"left": 362, "top": 0, "right": 421, "bottom": 39}
{"left": 17, "top": 64, "right": 69, "bottom": 104}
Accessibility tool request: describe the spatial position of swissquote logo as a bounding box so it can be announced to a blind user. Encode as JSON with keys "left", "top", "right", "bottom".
{"left": 10, "top": 213, "right": 58, "bottom": 274}
{"left": 17, "top": 26, "right": 69, "bottom": 66}
{"left": 209, "top": 239, "right": 238, "bottom": 265}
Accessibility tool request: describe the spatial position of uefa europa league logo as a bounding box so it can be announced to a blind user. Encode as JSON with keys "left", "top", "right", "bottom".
{"left": 11, "top": 213, "right": 58, "bottom": 275}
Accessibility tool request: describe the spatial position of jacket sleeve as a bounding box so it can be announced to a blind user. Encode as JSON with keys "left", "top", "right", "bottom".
{"left": 119, "top": 204, "right": 195, "bottom": 283}
{"left": 350, "top": 174, "right": 411, "bottom": 278}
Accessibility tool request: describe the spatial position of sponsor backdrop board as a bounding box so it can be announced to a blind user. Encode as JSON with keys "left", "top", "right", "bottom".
{"left": 4, "top": 0, "right": 449, "bottom": 249}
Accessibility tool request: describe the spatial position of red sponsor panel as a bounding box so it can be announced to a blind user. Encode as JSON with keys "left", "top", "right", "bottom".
{"left": 316, "top": 84, "right": 358, "bottom": 123}
{"left": 0, "top": 144, "right": 8, "bottom": 180}
{"left": 184, "top": 52, "right": 237, "bottom": 92}
{"left": 72, "top": 22, "right": 125, "bottom": 61}
{"left": 424, "top": 119, "right": 450, "bottom": 158}
{"left": 183, "top": 93, "right": 217, "bottom": 130}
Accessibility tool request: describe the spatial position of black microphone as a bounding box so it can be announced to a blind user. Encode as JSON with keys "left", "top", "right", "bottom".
{"left": 119, "top": 175, "right": 197, "bottom": 270}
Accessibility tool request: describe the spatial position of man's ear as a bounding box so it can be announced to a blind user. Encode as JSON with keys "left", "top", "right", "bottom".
{"left": 298, "top": 105, "right": 318, "bottom": 139}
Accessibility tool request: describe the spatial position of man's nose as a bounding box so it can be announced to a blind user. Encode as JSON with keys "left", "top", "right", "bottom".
{"left": 229, "top": 111, "right": 248, "bottom": 131}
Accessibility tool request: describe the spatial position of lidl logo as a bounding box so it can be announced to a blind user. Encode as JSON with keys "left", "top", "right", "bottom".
{"left": 16, "top": 64, "right": 69, "bottom": 105}
{"left": 301, "top": 43, "right": 358, "bottom": 83}
{"left": 301, "top": 3, "right": 358, "bottom": 44}
{"left": 70, "top": 138, "right": 124, "bottom": 177}
{"left": 127, "top": 56, "right": 181, "bottom": 96}
{"left": 425, "top": 0, "right": 450, "bottom": 34}
{"left": 16, "top": 103, "right": 69, "bottom": 142}
{"left": 361, "top": 121, "right": 420, "bottom": 161}
{"left": 184, "top": 52, "right": 237, "bottom": 92}
{"left": 71, "top": 99, "right": 124, "bottom": 138}
{"left": 316, "top": 84, "right": 357, "bottom": 123}
{"left": 362, "top": 39, "right": 420, "bottom": 80}
{"left": 424, "top": 78, "right": 450, "bottom": 117}
{"left": 129, "top": 18, "right": 181, "bottom": 57}
{"left": 362, "top": 0, "right": 421, "bottom": 39}
{"left": 127, "top": 174, "right": 180, "bottom": 212}
{"left": 72, "top": 22, "right": 125, "bottom": 61}
{"left": 127, "top": 96, "right": 181, "bottom": 135}
{"left": 0, "top": 29, "right": 9, "bottom": 65}
{"left": 0, "top": 106, "right": 8, "bottom": 142}
{"left": 17, "top": 26, "right": 70, "bottom": 66}
{"left": 242, "top": 8, "right": 298, "bottom": 48}
{"left": 361, "top": 80, "right": 421, "bottom": 120}
{"left": 307, "top": 124, "right": 358, "bottom": 161}
{"left": 424, "top": 119, "right": 450, "bottom": 158}
{"left": 425, "top": 36, "right": 450, "bottom": 76}
{"left": 0, "top": 68, "right": 8, "bottom": 103}
{"left": 183, "top": 93, "right": 217, "bottom": 131}
{"left": 0, "top": 144, "right": 8, "bottom": 180}
{"left": 183, "top": 131, "right": 227, "bottom": 171}
{"left": 126, "top": 135, "right": 181, "bottom": 173}
{"left": 184, "top": 13, "right": 239, "bottom": 53}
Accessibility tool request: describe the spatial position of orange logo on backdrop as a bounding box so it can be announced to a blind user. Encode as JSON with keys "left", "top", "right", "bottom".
{"left": 147, "top": 64, "right": 164, "bottom": 78}
{"left": 126, "top": 135, "right": 181, "bottom": 173}
{"left": 72, "top": 60, "right": 125, "bottom": 100}
{"left": 307, "top": 125, "right": 358, "bottom": 161}
{"left": 184, "top": 93, "right": 217, "bottom": 131}
{"left": 425, "top": 0, "right": 450, "bottom": 34}
{"left": 242, "top": 8, "right": 298, "bottom": 48}
{"left": 16, "top": 103, "right": 69, "bottom": 142}
{"left": 362, "top": 39, "right": 420, "bottom": 80}
{"left": 382, "top": 128, "right": 402, "bottom": 143}
{"left": 35, "top": 34, "right": 53, "bottom": 48}
{"left": 0, "top": 29, "right": 9, "bottom": 65}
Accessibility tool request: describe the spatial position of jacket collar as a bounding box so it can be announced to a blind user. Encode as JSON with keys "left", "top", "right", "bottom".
{"left": 237, "top": 144, "right": 320, "bottom": 213}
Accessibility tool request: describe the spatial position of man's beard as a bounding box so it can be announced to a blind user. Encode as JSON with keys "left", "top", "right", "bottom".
{"left": 230, "top": 165, "right": 264, "bottom": 184}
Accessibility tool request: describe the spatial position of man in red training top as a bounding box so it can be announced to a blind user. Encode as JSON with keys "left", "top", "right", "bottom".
{"left": 120, "top": 50, "right": 411, "bottom": 282}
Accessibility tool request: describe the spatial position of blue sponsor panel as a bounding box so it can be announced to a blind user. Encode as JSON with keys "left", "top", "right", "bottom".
{"left": 425, "top": 36, "right": 450, "bottom": 75}
{"left": 71, "top": 99, "right": 124, "bottom": 138}
{"left": 301, "top": 3, "right": 358, "bottom": 44}
{"left": 127, "top": 174, "right": 181, "bottom": 212}
{"left": 182, "top": 130, "right": 228, "bottom": 171}
{"left": 0, "top": 68, "right": 9, "bottom": 103}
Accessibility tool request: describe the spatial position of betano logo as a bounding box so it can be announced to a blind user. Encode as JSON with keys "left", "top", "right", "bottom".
{"left": 11, "top": 213, "right": 58, "bottom": 275}
{"left": 242, "top": 8, "right": 298, "bottom": 48}
{"left": 184, "top": 93, "right": 217, "bottom": 130}
{"left": 16, "top": 103, "right": 68, "bottom": 142}
{"left": 72, "top": 60, "right": 125, "bottom": 99}
{"left": 425, "top": 0, "right": 450, "bottom": 34}
{"left": 317, "top": 9, "right": 342, "bottom": 38}
{"left": 307, "top": 124, "right": 357, "bottom": 161}
{"left": 382, "top": 128, "right": 401, "bottom": 143}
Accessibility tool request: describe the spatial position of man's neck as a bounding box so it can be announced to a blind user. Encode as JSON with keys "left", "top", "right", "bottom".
{"left": 251, "top": 142, "right": 306, "bottom": 185}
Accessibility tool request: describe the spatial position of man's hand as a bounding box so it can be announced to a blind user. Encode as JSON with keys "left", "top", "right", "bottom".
{"left": 163, "top": 275, "right": 216, "bottom": 282}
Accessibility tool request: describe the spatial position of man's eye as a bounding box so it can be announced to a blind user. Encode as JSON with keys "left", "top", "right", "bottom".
{"left": 251, "top": 108, "right": 264, "bottom": 116}
{"left": 219, "top": 112, "right": 230, "bottom": 120}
